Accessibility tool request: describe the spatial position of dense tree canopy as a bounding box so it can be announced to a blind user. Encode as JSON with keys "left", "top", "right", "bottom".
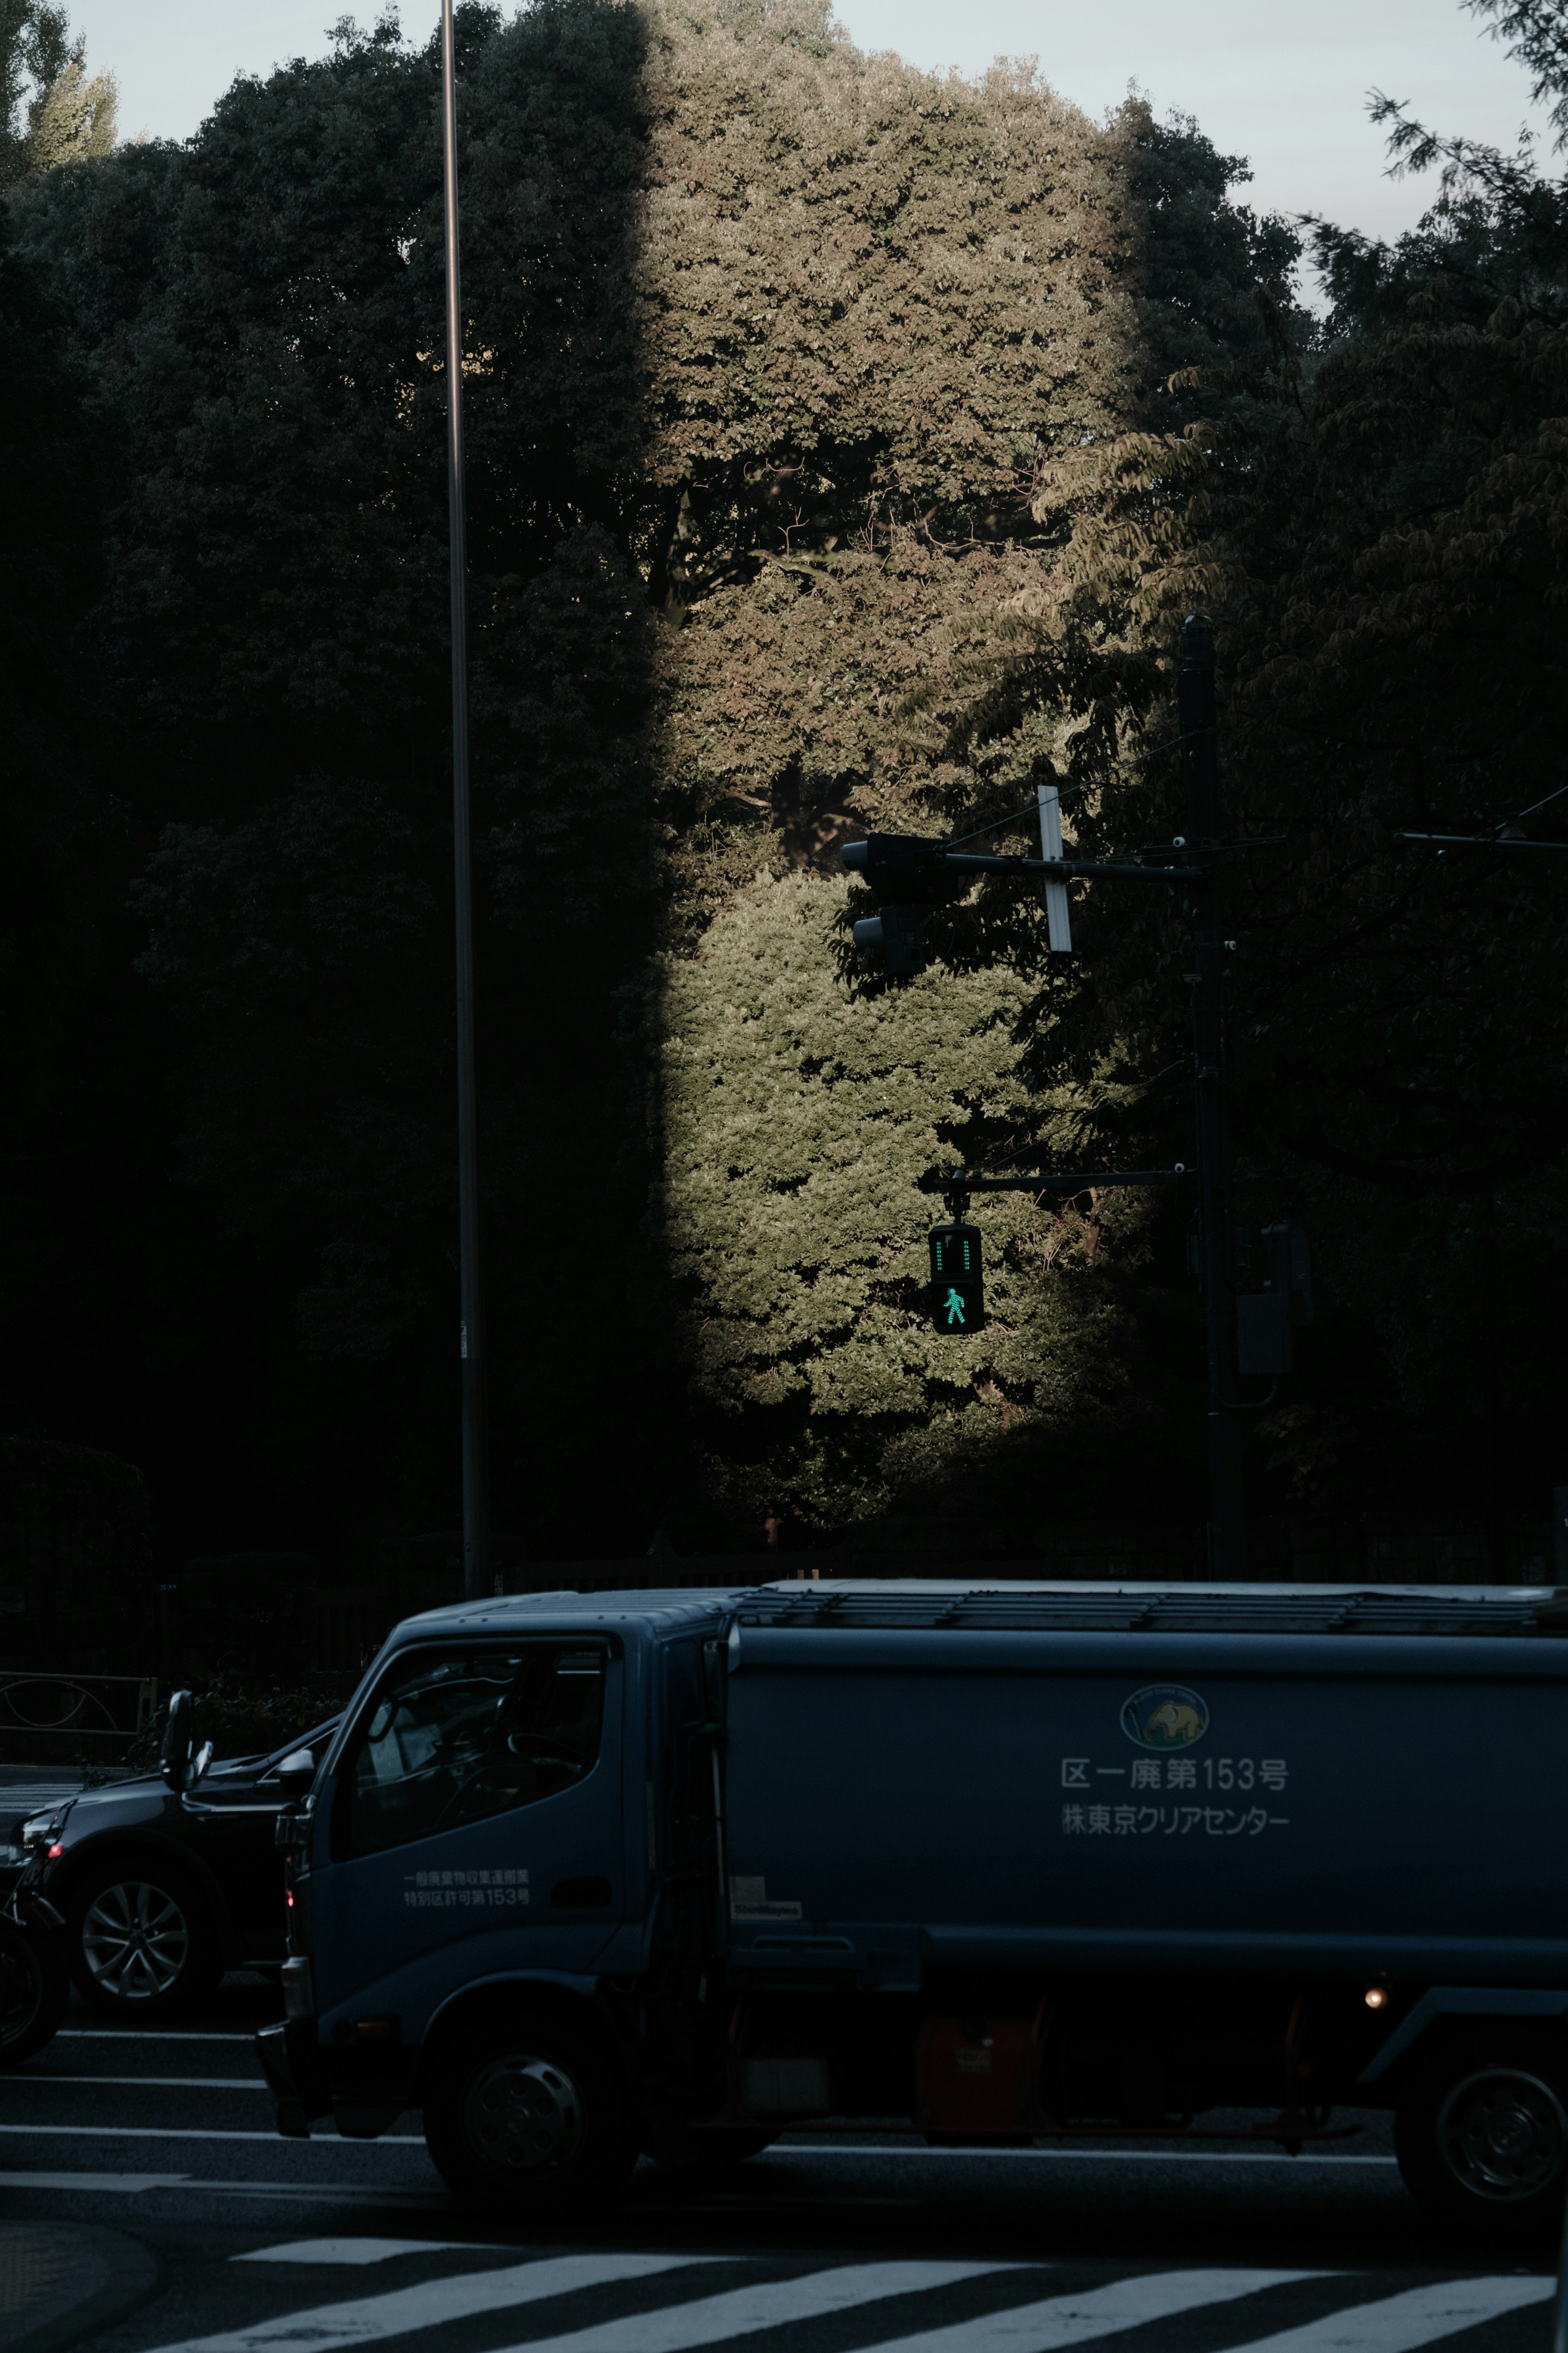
{"left": 922, "top": 0, "right": 1568, "bottom": 1521}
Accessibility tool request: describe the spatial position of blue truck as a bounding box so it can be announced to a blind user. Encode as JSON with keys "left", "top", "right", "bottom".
{"left": 257, "top": 1578, "right": 1568, "bottom": 2238}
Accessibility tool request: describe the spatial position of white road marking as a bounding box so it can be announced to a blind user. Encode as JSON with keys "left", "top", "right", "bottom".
{"left": 771, "top": 2144, "right": 1401, "bottom": 2168}
{"left": 485, "top": 2262, "right": 1013, "bottom": 2353}
{"left": 135, "top": 2252, "right": 714, "bottom": 2353}
{"left": 1212, "top": 2277, "right": 1555, "bottom": 2353}
{"left": 234, "top": 2241, "right": 497, "bottom": 2266}
{"left": 822, "top": 2268, "right": 1328, "bottom": 2353}
{"left": 22, "top": 2076, "right": 266, "bottom": 2090}
{"left": 169, "top": 2186, "right": 451, "bottom": 2205}
{"left": 0, "top": 2124, "right": 424, "bottom": 2143}
{"left": 56, "top": 2029, "right": 258, "bottom": 2041}
{"left": 0, "top": 2170, "right": 190, "bottom": 2191}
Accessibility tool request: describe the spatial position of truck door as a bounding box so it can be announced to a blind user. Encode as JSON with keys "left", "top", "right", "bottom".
{"left": 310, "top": 1638, "right": 623, "bottom": 2020}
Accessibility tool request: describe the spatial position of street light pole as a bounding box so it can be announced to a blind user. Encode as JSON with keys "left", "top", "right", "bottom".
{"left": 1180, "top": 614, "right": 1245, "bottom": 1576}
{"left": 441, "top": 0, "right": 490, "bottom": 1604}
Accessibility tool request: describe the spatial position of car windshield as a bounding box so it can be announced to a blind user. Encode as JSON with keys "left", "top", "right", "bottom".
{"left": 258, "top": 1719, "right": 340, "bottom": 1779}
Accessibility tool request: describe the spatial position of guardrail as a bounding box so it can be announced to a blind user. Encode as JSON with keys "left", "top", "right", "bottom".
{"left": 0, "top": 1672, "right": 158, "bottom": 1762}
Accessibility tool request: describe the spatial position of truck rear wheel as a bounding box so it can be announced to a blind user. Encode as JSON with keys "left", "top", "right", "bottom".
{"left": 1395, "top": 2049, "right": 1568, "bottom": 2243}
{"left": 423, "top": 2013, "right": 636, "bottom": 2214}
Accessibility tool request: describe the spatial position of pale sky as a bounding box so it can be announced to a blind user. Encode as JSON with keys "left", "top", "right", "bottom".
{"left": 78, "top": 0, "right": 1553, "bottom": 258}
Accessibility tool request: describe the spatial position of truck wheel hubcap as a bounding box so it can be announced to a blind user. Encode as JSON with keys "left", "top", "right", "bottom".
{"left": 82, "top": 1881, "right": 190, "bottom": 2001}
{"left": 467, "top": 2052, "right": 584, "bottom": 2175}
{"left": 1438, "top": 2070, "right": 1567, "bottom": 2201}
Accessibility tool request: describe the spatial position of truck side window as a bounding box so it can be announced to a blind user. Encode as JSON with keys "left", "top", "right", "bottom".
{"left": 334, "top": 1644, "right": 606, "bottom": 1859}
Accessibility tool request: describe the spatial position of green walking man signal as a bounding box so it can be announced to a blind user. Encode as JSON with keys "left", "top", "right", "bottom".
{"left": 929, "top": 1221, "right": 984, "bottom": 1334}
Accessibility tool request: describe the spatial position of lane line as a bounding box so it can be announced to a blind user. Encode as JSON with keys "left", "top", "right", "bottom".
{"left": 819, "top": 2268, "right": 1329, "bottom": 2353}
{"left": 154, "top": 2188, "right": 452, "bottom": 2206}
{"left": 769, "top": 2145, "right": 1400, "bottom": 2168}
{"left": 1207, "top": 2277, "right": 1555, "bottom": 2353}
{"left": 0, "top": 2124, "right": 1398, "bottom": 2164}
{"left": 56, "top": 2029, "right": 259, "bottom": 2042}
{"left": 135, "top": 2252, "right": 716, "bottom": 2353}
{"left": 0, "top": 2124, "right": 424, "bottom": 2144}
{"left": 0, "top": 2171, "right": 191, "bottom": 2192}
{"left": 484, "top": 2262, "right": 1016, "bottom": 2353}
{"left": 20, "top": 2076, "right": 266, "bottom": 2090}
{"left": 234, "top": 2242, "right": 499, "bottom": 2266}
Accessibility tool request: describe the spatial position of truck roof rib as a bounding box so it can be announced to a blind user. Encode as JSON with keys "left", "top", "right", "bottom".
{"left": 731, "top": 1582, "right": 1568, "bottom": 1638}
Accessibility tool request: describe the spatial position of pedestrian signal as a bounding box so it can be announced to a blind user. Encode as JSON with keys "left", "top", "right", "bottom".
{"left": 929, "top": 1222, "right": 984, "bottom": 1334}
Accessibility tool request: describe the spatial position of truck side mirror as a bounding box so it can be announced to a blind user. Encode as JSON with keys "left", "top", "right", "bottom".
{"left": 160, "top": 1690, "right": 195, "bottom": 1793}
{"left": 276, "top": 1749, "right": 316, "bottom": 1801}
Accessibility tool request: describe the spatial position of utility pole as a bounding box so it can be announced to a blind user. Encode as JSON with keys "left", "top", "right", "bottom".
{"left": 441, "top": 0, "right": 490, "bottom": 1603}
{"left": 1179, "top": 614, "right": 1245, "bottom": 1576}
{"left": 849, "top": 616, "right": 1265, "bottom": 1568}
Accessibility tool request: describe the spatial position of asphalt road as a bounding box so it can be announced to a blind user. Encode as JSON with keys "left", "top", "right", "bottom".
{"left": 0, "top": 1972, "right": 1557, "bottom": 2353}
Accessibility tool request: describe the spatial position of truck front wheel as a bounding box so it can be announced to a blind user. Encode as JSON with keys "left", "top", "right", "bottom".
{"left": 1395, "top": 2051, "right": 1568, "bottom": 2243}
{"left": 423, "top": 2013, "right": 636, "bottom": 2214}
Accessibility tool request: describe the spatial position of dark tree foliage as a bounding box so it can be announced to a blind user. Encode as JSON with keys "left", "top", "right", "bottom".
{"left": 10, "top": 4, "right": 663, "bottom": 1561}
{"left": 935, "top": 0, "right": 1568, "bottom": 1523}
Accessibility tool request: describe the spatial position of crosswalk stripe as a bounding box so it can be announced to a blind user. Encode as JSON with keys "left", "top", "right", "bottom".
{"left": 57, "top": 2029, "right": 255, "bottom": 2042}
{"left": 484, "top": 2261, "right": 1017, "bottom": 2353}
{"left": 0, "top": 2124, "right": 425, "bottom": 2143}
{"left": 134, "top": 2252, "right": 711, "bottom": 2353}
{"left": 24, "top": 2076, "right": 266, "bottom": 2090}
{"left": 808, "top": 2266, "right": 1327, "bottom": 2353}
{"left": 0, "top": 2171, "right": 190, "bottom": 2192}
{"left": 1205, "top": 2277, "right": 1555, "bottom": 2353}
{"left": 770, "top": 2146, "right": 1401, "bottom": 2170}
{"left": 234, "top": 2242, "right": 496, "bottom": 2266}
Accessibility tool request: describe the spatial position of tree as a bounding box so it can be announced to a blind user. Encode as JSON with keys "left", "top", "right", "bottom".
{"left": 1, "top": 1, "right": 115, "bottom": 187}
{"left": 658, "top": 872, "right": 1162, "bottom": 1533}
{"left": 926, "top": 0, "right": 1568, "bottom": 1523}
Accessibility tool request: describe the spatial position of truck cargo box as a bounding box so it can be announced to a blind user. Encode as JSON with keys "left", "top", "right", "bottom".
{"left": 721, "top": 1582, "right": 1568, "bottom": 1985}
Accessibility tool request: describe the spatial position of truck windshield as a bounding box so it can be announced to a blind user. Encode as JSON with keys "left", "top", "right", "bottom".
{"left": 335, "top": 1644, "right": 607, "bottom": 1859}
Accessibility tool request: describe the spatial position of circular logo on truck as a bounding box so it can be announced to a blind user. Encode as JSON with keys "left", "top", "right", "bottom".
{"left": 1122, "top": 1684, "right": 1209, "bottom": 1749}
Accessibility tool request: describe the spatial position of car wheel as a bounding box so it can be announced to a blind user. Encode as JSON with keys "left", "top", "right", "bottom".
{"left": 0, "top": 1918, "right": 70, "bottom": 2066}
{"left": 1395, "top": 2046, "right": 1568, "bottom": 2243}
{"left": 70, "top": 1857, "right": 219, "bottom": 2017}
{"left": 423, "top": 2012, "right": 636, "bottom": 2214}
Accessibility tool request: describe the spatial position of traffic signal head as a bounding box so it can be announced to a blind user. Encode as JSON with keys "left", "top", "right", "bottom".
{"left": 842, "top": 834, "right": 949, "bottom": 975}
{"left": 851, "top": 905, "right": 928, "bottom": 973}
{"left": 929, "top": 1221, "right": 984, "bottom": 1334}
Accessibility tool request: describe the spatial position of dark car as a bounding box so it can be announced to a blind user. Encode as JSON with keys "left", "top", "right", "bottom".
{"left": 11, "top": 1717, "right": 337, "bottom": 2018}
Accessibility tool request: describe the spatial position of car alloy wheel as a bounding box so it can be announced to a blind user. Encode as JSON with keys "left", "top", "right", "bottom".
{"left": 1437, "top": 2068, "right": 1568, "bottom": 2204}
{"left": 80, "top": 1878, "right": 192, "bottom": 2002}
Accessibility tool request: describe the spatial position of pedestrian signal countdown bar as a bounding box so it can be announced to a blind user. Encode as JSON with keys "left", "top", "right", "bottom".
{"left": 929, "top": 1222, "right": 984, "bottom": 1334}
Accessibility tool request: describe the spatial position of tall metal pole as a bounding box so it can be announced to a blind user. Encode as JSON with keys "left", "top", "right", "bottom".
{"left": 441, "top": 0, "right": 490, "bottom": 1603}
{"left": 1180, "top": 615, "right": 1245, "bottom": 1576}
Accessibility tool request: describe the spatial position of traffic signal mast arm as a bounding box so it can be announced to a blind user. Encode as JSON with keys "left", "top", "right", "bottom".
{"left": 842, "top": 841, "right": 1202, "bottom": 885}
{"left": 939, "top": 851, "right": 1203, "bottom": 880}
{"left": 919, "top": 1168, "right": 1185, "bottom": 1193}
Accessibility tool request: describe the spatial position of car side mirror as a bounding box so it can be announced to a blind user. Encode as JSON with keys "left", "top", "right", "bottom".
{"left": 191, "top": 1740, "right": 214, "bottom": 1787}
{"left": 276, "top": 1749, "right": 316, "bottom": 1801}
{"left": 160, "top": 1690, "right": 195, "bottom": 1793}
